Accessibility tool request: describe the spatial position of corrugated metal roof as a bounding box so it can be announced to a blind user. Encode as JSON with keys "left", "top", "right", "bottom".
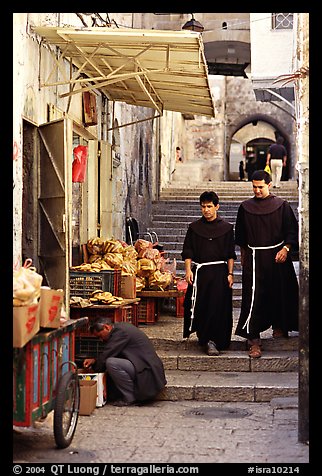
{"left": 33, "top": 26, "right": 216, "bottom": 117}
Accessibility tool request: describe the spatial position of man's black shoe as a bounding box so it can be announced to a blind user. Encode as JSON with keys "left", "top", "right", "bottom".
{"left": 206, "top": 340, "right": 220, "bottom": 356}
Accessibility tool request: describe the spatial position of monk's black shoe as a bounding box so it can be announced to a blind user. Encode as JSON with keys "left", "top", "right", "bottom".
{"left": 205, "top": 340, "right": 220, "bottom": 356}
{"left": 111, "top": 399, "right": 137, "bottom": 407}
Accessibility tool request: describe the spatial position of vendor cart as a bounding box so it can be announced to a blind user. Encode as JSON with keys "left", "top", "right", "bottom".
{"left": 13, "top": 317, "right": 88, "bottom": 448}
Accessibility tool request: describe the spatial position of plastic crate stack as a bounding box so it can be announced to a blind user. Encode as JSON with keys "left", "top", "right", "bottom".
{"left": 73, "top": 303, "right": 138, "bottom": 361}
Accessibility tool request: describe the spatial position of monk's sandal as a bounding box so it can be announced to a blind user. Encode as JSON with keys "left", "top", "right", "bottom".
{"left": 248, "top": 344, "right": 261, "bottom": 358}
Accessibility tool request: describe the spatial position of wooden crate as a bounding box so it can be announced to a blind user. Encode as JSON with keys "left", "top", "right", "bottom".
{"left": 137, "top": 298, "right": 158, "bottom": 324}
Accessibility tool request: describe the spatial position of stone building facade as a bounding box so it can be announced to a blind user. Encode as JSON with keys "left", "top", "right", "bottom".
{"left": 13, "top": 12, "right": 297, "bottom": 282}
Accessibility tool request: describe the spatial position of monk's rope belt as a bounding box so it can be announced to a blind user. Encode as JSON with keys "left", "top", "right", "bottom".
{"left": 242, "top": 240, "right": 284, "bottom": 334}
{"left": 189, "top": 261, "right": 226, "bottom": 331}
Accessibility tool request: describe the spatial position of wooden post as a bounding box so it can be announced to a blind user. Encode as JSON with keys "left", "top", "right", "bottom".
{"left": 295, "top": 13, "right": 309, "bottom": 444}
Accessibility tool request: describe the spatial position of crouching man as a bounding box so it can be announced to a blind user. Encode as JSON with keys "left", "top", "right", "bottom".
{"left": 83, "top": 320, "right": 167, "bottom": 406}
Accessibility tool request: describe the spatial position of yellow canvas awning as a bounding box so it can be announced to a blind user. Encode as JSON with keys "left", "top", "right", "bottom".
{"left": 33, "top": 26, "right": 215, "bottom": 117}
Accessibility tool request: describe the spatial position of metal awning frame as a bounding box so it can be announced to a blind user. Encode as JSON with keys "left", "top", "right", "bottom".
{"left": 40, "top": 39, "right": 164, "bottom": 113}
{"left": 34, "top": 27, "right": 216, "bottom": 118}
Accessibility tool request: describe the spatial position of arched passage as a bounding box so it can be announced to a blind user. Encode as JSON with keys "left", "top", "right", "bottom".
{"left": 227, "top": 114, "right": 291, "bottom": 180}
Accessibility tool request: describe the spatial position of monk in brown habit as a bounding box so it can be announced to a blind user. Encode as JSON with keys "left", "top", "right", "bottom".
{"left": 182, "top": 191, "right": 236, "bottom": 356}
{"left": 234, "top": 170, "right": 299, "bottom": 358}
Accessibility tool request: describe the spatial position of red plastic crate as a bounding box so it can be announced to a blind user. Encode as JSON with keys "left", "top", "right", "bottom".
{"left": 176, "top": 295, "right": 185, "bottom": 318}
{"left": 138, "top": 298, "right": 158, "bottom": 324}
{"left": 75, "top": 336, "right": 105, "bottom": 359}
{"left": 71, "top": 307, "right": 123, "bottom": 336}
{"left": 121, "top": 303, "right": 138, "bottom": 327}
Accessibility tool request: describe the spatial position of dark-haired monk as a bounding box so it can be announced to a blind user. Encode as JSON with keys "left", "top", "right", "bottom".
{"left": 182, "top": 191, "right": 236, "bottom": 356}
{"left": 235, "top": 170, "right": 298, "bottom": 358}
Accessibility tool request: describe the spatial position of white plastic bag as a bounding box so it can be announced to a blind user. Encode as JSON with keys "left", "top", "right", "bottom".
{"left": 13, "top": 259, "right": 43, "bottom": 306}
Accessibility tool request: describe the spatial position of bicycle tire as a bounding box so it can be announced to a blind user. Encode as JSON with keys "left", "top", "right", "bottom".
{"left": 53, "top": 370, "right": 80, "bottom": 448}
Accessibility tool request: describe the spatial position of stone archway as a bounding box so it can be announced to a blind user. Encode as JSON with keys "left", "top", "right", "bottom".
{"left": 226, "top": 114, "right": 293, "bottom": 180}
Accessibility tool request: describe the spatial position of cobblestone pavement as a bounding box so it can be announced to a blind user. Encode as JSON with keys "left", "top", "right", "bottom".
{"left": 13, "top": 398, "right": 309, "bottom": 465}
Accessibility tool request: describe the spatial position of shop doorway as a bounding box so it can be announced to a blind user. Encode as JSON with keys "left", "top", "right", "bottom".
{"left": 22, "top": 117, "right": 73, "bottom": 314}
{"left": 22, "top": 120, "right": 39, "bottom": 269}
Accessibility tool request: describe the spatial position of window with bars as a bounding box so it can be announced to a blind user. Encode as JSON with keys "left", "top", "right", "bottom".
{"left": 272, "top": 13, "right": 294, "bottom": 30}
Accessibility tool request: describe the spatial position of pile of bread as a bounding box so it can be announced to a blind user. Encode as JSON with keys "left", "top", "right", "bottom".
{"left": 71, "top": 237, "right": 174, "bottom": 292}
{"left": 70, "top": 290, "right": 125, "bottom": 307}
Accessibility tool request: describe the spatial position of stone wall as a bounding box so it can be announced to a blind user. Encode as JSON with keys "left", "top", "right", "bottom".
{"left": 225, "top": 76, "right": 296, "bottom": 178}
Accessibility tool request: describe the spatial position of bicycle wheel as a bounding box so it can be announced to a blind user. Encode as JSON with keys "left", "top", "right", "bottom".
{"left": 53, "top": 370, "right": 80, "bottom": 448}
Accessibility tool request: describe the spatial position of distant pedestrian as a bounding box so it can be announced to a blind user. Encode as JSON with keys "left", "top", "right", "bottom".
{"left": 234, "top": 170, "right": 299, "bottom": 359}
{"left": 239, "top": 161, "right": 245, "bottom": 181}
{"left": 172, "top": 146, "right": 183, "bottom": 174}
{"left": 83, "top": 320, "right": 167, "bottom": 406}
{"left": 176, "top": 146, "right": 183, "bottom": 163}
{"left": 266, "top": 137, "right": 287, "bottom": 188}
{"left": 246, "top": 156, "right": 256, "bottom": 181}
{"left": 182, "top": 191, "right": 236, "bottom": 356}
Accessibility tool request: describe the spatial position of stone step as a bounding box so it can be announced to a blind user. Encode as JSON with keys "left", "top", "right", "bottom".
{"left": 150, "top": 203, "right": 298, "bottom": 232}
{"left": 160, "top": 189, "right": 299, "bottom": 196}
{"left": 141, "top": 311, "right": 298, "bottom": 403}
{"left": 140, "top": 315, "right": 299, "bottom": 352}
{"left": 157, "top": 370, "right": 298, "bottom": 402}
{"left": 158, "top": 349, "right": 298, "bottom": 372}
{"left": 150, "top": 227, "right": 190, "bottom": 236}
{"left": 173, "top": 269, "right": 242, "bottom": 283}
{"left": 152, "top": 215, "right": 237, "bottom": 223}
{"left": 157, "top": 201, "right": 297, "bottom": 209}
{"left": 162, "top": 180, "right": 298, "bottom": 187}
{"left": 152, "top": 200, "right": 299, "bottom": 207}
{"left": 160, "top": 192, "right": 297, "bottom": 203}
{"left": 153, "top": 240, "right": 243, "bottom": 261}
{"left": 161, "top": 181, "right": 298, "bottom": 191}
{"left": 165, "top": 187, "right": 299, "bottom": 191}
{"left": 163, "top": 179, "right": 298, "bottom": 185}
{"left": 162, "top": 250, "right": 242, "bottom": 271}
{"left": 152, "top": 206, "right": 298, "bottom": 217}
{"left": 146, "top": 333, "right": 298, "bottom": 351}
{"left": 152, "top": 202, "right": 243, "bottom": 210}
{"left": 160, "top": 188, "right": 298, "bottom": 194}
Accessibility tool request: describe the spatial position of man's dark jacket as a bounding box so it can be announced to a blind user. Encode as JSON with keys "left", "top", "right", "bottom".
{"left": 92, "top": 322, "right": 167, "bottom": 402}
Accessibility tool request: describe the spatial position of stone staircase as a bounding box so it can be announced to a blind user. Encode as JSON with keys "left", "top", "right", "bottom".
{"left": 159, "top": 179, "right": 299, "bottom": 201}
{"left": 142, "top": 314, "right": 299, "bottom": 403}
{"left": 141, "top": 179, "right": 299, "bottom": 403}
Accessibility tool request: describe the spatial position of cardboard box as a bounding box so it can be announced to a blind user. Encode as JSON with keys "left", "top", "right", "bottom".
{"left": 39, "top": 287, "right": 64, "bottom": 328}
{"left": 13, "top": 302, "right": 40, "bottom": 348}
{"left": 120, "top": 274, "right": 136, "bottom": 299}
{"left": 78, "top": 371, "right": 106, "bottom": 407}
{"left": 79, "top": 380, "right": 97, "bottom": 415}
